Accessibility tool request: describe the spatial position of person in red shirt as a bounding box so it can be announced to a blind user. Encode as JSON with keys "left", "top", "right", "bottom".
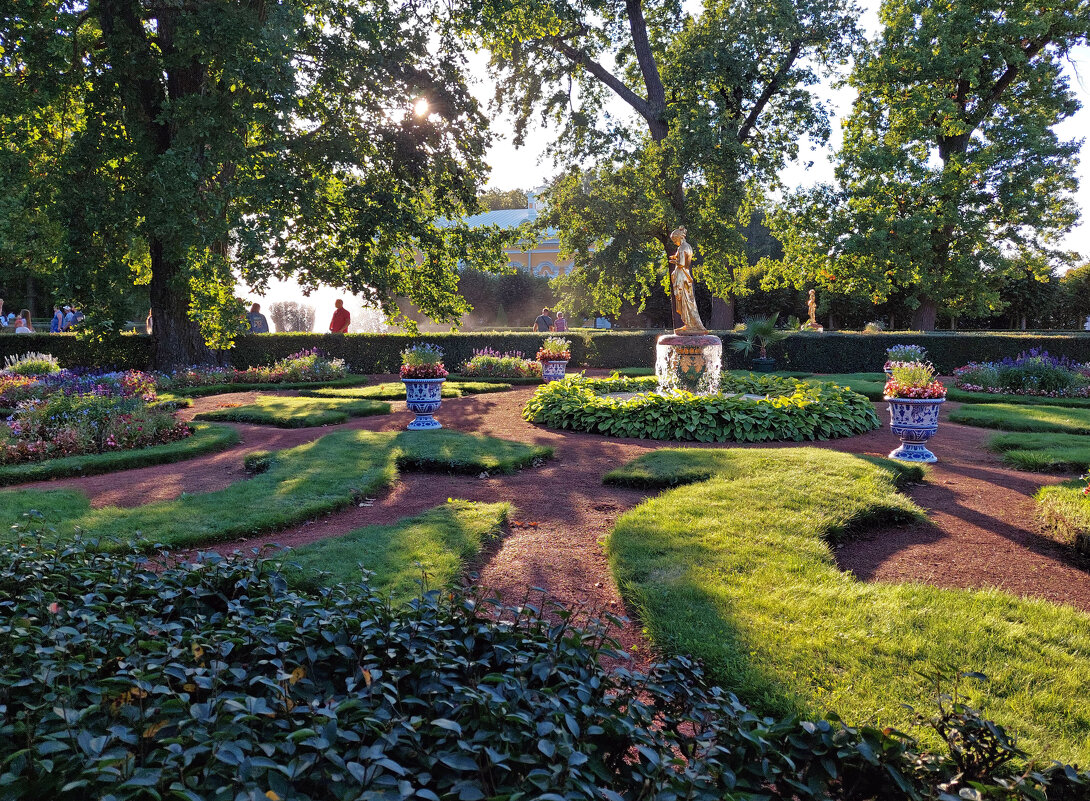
{"left": 329, "top": 299, "right": 351, "bottom": 334}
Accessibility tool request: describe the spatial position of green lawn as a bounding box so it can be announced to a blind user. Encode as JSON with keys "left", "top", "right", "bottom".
{"left": 167, "top": 374, "right": 370, "bottom": 397}
{"left": 284, "top": 500, "right": 509, "bottom": 602}
{"left": 949, "top": 403, "right": 1090, "bottom": 435}
{"left": 605, "top": 447, "right": 1090, "bottom": 763}
{"left": 0, "top": 429, "right": 550, "bottom": 549}
{"left": 946, "top": 387, "right": 1090, "bottom": 407}
{"left": 302, "top": 380, "right": 512, "bottom": 400}
{"left": 1036, "top": 481, "right": 1090, "bottom": 555}
{"left": 987, "top": 432, "right": 1090, "bottom": 472}
{"left": 194, "top": 395, "right": 390, "bottom": 427}
{"left": 0, "top": 423, "right": 239, "bottom": 486}
{"left": 804, "top": 373, "right": 887, "bottom": 401}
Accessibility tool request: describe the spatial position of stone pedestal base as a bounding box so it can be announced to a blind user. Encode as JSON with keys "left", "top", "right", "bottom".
{"left": 656, "top": 334, "right": 723, "bottom": 394}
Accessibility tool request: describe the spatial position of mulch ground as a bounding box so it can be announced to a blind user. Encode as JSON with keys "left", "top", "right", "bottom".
{"left": 14, "top": 376, "right": 1090, "bottom": 663}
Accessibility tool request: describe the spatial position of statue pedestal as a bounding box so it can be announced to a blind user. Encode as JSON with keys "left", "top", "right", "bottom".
{"left": 802, "top": 322, "right": 824, "bottom": 332}
{"left": 656, "top": 334, "right": 723, "bottom": 394}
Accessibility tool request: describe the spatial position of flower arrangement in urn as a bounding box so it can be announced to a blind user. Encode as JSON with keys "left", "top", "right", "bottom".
{"left": 1081, "top": 470, "right": 1090, "bottom": 498}
{"left": 400, "top": 344, "right": 447, "bottom": 430}
{"left": 537, "top": 337, "right": 571, "bottom": 383}
{"left": 884, "top": 362, "right": 947, "bottom": 463}
{"left": 400, "top": 343, "right": 448, "bottom": 380}
{"left": 884, "top": 344, "right": 927, "bottom": 377}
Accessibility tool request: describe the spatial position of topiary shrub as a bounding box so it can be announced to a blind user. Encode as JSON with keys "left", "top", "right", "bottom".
{"left": 2, "top": 534, "right": 1088, "bottom": 799}
{"left": 523, "top": 374, "right": 880, "bottom": 441}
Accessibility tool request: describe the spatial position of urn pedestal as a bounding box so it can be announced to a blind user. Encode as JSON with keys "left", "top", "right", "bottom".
{"left": 655, "top": 334, "right": 723, "bottom": 394}
{"left": 402, "top": 378, "right": 445, "bottom": 430}
{"left": 885, "top": 397, "right": 945, "bottom": 462}
{"left": 542, "top": 360, "right": 568, "bottom": 383}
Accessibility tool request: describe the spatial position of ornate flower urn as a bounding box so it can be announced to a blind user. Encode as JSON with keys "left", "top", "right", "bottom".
{"left": 542, "top": 360, "right": 568, "bottom": 383}
{"left": 402, "top": 377, "right": 445, "bottom": 430}
{"left": 656, "top": 334, "right": 723, "bottom": 393}
{"left": 885, "top": 397, "right": 945, "bottom": 462}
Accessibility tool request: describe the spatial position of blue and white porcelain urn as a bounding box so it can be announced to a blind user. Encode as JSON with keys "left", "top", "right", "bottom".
{"left": 402, "top": 378, "right": 445, "bottom": 430}
{"left": 542, "top": 360, "right": 568, "bottom": 383}
{"left": 885, "top": 396, "right": 945, "bottom": 462}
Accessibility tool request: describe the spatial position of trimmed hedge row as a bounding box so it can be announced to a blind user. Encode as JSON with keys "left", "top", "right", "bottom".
{"left": 5, "top": 331, "right": 1090, "bottom": 374}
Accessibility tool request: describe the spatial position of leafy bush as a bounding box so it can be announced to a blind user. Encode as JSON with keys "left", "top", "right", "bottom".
{"left": 160, "top": 349, "right": 347, "bottom": 389}
{"left": 2, "top": 536, "right": 1088, "bottom": 800}
{"left": 954, "top": 350, "right": 1090, "bottom": 397}
{"left": 523, "top": 374, "right": 879, "bottom": 441}
{"left": 459, "top": 348, "right": 543, "bottom": 378}
{"left": 2, "top": 351, "right": 61, "bottom": 376}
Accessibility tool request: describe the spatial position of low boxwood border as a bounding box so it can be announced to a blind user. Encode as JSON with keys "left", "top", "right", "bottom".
{"left": 522, "top": 374, "right": 879, "bottom": 442}
{"left": 0, "top": 422, "right": 240, "bottom": 487}
{"left": 167, "top": 374, "right": 370, "bottom": 397}
{"left": 1036, "top": 482, "right": 1090, "bottom": 555}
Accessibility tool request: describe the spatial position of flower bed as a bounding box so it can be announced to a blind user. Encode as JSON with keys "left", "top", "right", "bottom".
{"left": 884, "top": 362, "right": 947, "bottom": 399}
{"left": 460, "top": 348, "right": 543, "bottom": 379}
{"left": 523, "top": 374, "right": 879, "bottom": 441}
{"left": 158, "top": 348, "right": 347, "bottom": 390}
{"left": 954, "top": 350, "right": 1090, "bottom": 398}
{"left": 400, "top": 343, "right": 448, "bottom": 379}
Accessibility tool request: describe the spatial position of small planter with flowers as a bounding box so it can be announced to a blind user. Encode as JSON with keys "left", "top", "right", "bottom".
{"left": 400, "top": 344, "right": 448, "bottom": 430}
{"left": 537, "top": 337, "right": 571, "bottom": 383}
{"left": 883, "top": 344, "right": 927, "bottom": 379}
{"left": 884, "top": 361, "right": 947, "bottom": 463}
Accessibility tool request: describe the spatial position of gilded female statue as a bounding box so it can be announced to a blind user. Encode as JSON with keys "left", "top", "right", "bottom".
{"left": 668, "top": 227, "right": 707, "bottom": 335}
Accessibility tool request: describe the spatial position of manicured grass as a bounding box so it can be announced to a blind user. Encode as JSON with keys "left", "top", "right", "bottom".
{"left": 169, "top": 374, "right": 370, "bottom": 397}
{"left": 302, "top": 380, "right": 513, "bottom": 400}
{"left": 1036, "top": 481, "right": 1090, "bottom": 555}
{"left": 946, "top": 387, "right": 1090, "bottom": 407}
{"left": 0, "top": 429, "right": 551, "bottom": 549}
{"left": 194, "top": 395, "right": 390, "bottom": 427}
{"left": 986, "top": 432, "right": 1090, "bottom": 472}
{"left": 804, "top": 373, "right": 887, "bottom": 401}
{"left": 0, "top": 423, "right": 239, "bottom": 487}
{"left": 284, "top": 500, "right": 509, "bottom": 602}
{"left": 446, "top": 374, "right": 543, "bottom": 385}
{"left": 605, "top": 447, "right": 1090, "bottom": 763}
{"left": 949, "top": 403, "right": 1090, "bottom": 434}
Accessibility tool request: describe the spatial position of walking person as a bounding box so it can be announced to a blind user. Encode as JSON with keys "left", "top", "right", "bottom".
{"left": 328, "top": 299, "right": 351, "bottom": 334}
{"left": 246, "top": 303, "right": 270, "bottom": 333}
{"left": 553, "top": 311, "right": 567, "bottom": 332}
{"left": 15, "top": 310, "right": 33, "bottom": 333}
{"left": 51, "top": 306, "right": 64, "bottom": 333}
{"left": 533, "top": 307, "right": 554, "bottom": 332}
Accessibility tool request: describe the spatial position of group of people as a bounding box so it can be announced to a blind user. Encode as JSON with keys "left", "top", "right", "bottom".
{"left": 242, "top": 299, "right": 352, "bottom": 334}
{"left": 0, "top": 299, "right": 83, "bottom": 334}
{"left": 533, "top": 308, "right": 613, "bottom": 331}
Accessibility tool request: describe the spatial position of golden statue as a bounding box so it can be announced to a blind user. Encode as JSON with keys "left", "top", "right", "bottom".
{"left": 668, "top": 227, "right": 707, "bottom": 335}
{"left": 804, "top": 288, "right": 823, "bottom": 331}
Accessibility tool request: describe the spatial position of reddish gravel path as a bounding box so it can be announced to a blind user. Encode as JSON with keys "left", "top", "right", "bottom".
{"left": 10, "top": 380, "right": 1090, "bottom": 661}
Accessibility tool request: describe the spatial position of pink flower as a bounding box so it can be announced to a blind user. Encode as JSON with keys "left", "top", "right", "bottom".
{"left": 48, "top": 602, "right": 60, "bottom": 614}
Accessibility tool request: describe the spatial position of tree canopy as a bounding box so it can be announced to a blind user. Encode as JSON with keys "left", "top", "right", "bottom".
{"left": 765, "top": 0, "right": 1088, "bottom": 329}
{"left": 2, "top": 0, "right": 508, "bottom": 367}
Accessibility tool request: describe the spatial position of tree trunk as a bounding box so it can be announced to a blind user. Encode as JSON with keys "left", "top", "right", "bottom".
{"left": 709, "top": 295, "right": 734, "bottom": 329}
{"left": 149, "top": 238, "right": 216, "bottom": 369}
{"left": 911, "top": 297, "right": 938, "bottom": 331}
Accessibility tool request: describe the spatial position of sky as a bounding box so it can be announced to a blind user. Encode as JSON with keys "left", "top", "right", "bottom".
{"left": 473, "top": 8, "right": 1090, "bottom": 265}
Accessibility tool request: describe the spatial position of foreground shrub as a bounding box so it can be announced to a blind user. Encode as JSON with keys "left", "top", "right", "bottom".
{"left": 1, "top": 536, "right": 1088, "bottom": 800}
{"left": 954, "top": 350, "right": 1090, "bottom": 398}
{"left": 524, "top": 374, "right": 879, "bottom": 441}
{"left": 2, "top": 351, "right": 61, "bottom": 376}
{"left": 460, "top": 347, "right": 543, "bottom": 378}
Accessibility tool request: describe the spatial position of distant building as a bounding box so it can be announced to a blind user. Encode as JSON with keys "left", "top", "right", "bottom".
{"left": 460, "top": 188, "right": 576, "bottom": 279}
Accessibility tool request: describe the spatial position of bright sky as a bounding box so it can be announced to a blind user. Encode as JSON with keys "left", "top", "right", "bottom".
{"left": 474, "top": 8, "right": 1090, "bottom": 264}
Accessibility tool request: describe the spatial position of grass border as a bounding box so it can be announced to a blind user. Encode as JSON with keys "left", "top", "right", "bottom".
{"left": 946, "top": 387, "right": 1090, "bottom": 407}
{"left": 194, "top": 396, "right": 390, "bottom": 427}
{"left": 165, "top": 374, "right": 371, "bottom": 397}
{"left": 0, "top": 423, "right": 240, "bottom": 487}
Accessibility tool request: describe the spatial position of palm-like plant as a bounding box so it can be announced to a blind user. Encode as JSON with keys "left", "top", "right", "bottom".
{"left": 730, "top": 313, "right": 792, "bottom": 359}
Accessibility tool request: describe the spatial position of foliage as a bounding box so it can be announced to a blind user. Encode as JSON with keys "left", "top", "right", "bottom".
{"left": 765, "top": 0, "right": 1087, "bottom": 329}
{"left": 953, "top": 350, "right": 1090, "bottom": 397}
{"left": 804, "top": 374, "right": 888, "bottom": 401}
{"left": 536, "top": 337, "right": 571, "bottom": 361}
{"left": 2, "top": 351, "right": 61, "bottom": 376}
{"left": 0, "top": 369, "right": 158, "bottom": 408}
{"left": 986, "top": 432, "right": 1090, "bottom": 473}
{"left": 456, "top": 267, "right": 556, "bottom": 329}
{"left": 195, "top": 396, "right": 391, "bottom": 428}
{"left": 159, "top": 350, "right": 348, "bottom": 390}
{"left": 885, "top": 362, "right": 947, "bottom": 399}
{"left": 4, "top": 536, "right": 1090, "bottom": 800}
{"left": 949, "top": 403, "right": 1090, "bottom": 435}
{"left": 605, "top": 446, "right": 1090, "bottom": 763}
{"left": 1036, "top": 479, "right": 1090, "bottom": 555}
{"left": 3, "top": 0, "right": 510, "bottom": 368}
{"left": 285, "top": 500, "right": 509, "bottom": 601}
{"left": 400, "top": 343, "right": 448, "bottom": 379}
{"left": 523, "top": 374, "right": 879, "bottom": 441}
{"left": 730, "top": 313, "right": 792, "bottom": 358}
{"left": 886, "top": 344, "right": 927, "bottom": 364}
{"left": 460, "top": 348, "right": 543, "bottom": 378}
{"left": 477, "top": 187, "right": 529, "bottom": 210}
{"left": 0, "top": 423, "right": 239, "bottom": 488}
{"left": 0, "top": 429, "right": 552, "bottom": 548}
{"left": 268, "top": 301, "right": 317, "bottom": 333}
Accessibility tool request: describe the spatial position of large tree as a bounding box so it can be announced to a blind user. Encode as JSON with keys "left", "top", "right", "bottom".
{"left": 464, "top": 0, "right": 860, "bottom": 328}
{"left": 766, "top": 0, "right": 1087, "bottom": 330}
{"left": 2, "top": 0, "right": 506, "bottom": 367}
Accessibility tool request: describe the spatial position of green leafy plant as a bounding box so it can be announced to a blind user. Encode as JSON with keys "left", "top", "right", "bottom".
{"left": 730, "top": 313, "right": 792, "bottom": 359}
{"left": 2, "top": 351, "right": 61, "bottom": 376}
{"left": 885, "top": 362, "right": 947, "bottom": 399}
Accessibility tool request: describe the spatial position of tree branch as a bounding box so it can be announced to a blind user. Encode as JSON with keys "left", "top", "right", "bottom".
{"left": 624, "top": 0, "right": 667, "bottom": 119}
{"left": 737, "top": 39, "right": 802, "bottom": 143}
{"left": 549, "top": 36, "right": 657, "bottom": 126}
{"left": 968, "top": 33, "right": 1051, "bottom": 126}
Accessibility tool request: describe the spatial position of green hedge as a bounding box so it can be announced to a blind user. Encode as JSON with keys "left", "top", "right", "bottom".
{"left": 6, "top": 330, "right": 1090, "bottom": 374}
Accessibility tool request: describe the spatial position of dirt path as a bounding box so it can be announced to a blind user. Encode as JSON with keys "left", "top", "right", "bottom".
{"left": 11, "top": 383, "right": 1090, "bottom": 660}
